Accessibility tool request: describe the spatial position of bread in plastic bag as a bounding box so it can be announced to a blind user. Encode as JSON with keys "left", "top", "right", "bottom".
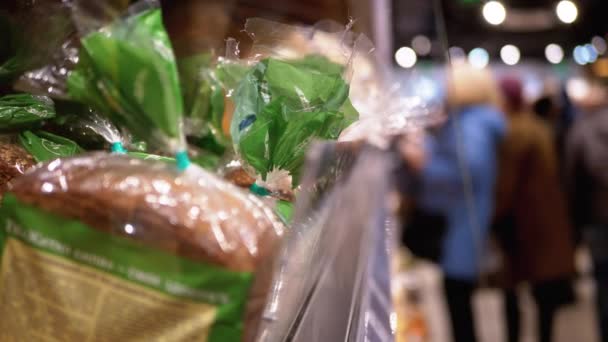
{"left": 0, "top": 137, "right": 34, "bottom": 196}
{"left": 0, "top": 129, "right": 84, "bottom": 197}
{"left": 67, "top": 3, "right": 187, "bottom": 156}
{"left": 0, "top": 92, "right": 85, "bottom": 168}
{"left": 228, "top": 18, "right": 365, "bottom": 189}
{"left": 1, "top": 152, "right": 285, "bottom": 340}
{"left": 0, "top": 94, "right": 60, "bottom": 195}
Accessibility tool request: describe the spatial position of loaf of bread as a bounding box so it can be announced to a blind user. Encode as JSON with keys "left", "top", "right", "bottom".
{"left": 0, "top": 141, "right": 35, "bottom": 196}
{"left": 224, "top": 166, "right": 256, "bottom": 188}
{"left": 8, "top": 153, "right": 285, "bottom": 340}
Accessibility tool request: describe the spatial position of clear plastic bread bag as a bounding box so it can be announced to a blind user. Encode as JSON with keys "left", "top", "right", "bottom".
{"left": 0, "top": 97, "right": 100, "bottom": 205}
{"left": 169, "top": 2, "right": 238, "bottom": 160}
{"left": 0, "top": 1, "right": 285, "bottom": 341}
{"left": 0, "top": 0, "right": 89, "bottom": 191}
{"left": 339, "top": 49, "right": 445, "bottom": 150}
{"left": 1, "top": 0, "right": 139, "bottom": 162}
{"left": 0, "top": 93, "right": 84, "bottom": 195}
{"left": 226, "top": 18, "right": 374, "bottom": 194}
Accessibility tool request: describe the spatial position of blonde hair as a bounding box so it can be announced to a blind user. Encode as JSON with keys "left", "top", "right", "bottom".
{"left": 446, "top": 63, "right": 500, "bottom": 108}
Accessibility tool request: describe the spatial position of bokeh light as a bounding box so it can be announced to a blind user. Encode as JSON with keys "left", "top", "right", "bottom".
{"left": 483, "top": 1, "right": 507, "bottom": 25}
{"left": 500, "top": 45, "right": 520, "bottom": 65}
{"left": 395, "top": 47, "right": 417, "bottom": 68}
{"left": 468, "top": 47, "right": 490, "bottom": 69}
{"left": 556, "top": 0, "right": 578, "bottom": 24}
{"left": 545, "top": 44, "right": 564, "bottom": 64}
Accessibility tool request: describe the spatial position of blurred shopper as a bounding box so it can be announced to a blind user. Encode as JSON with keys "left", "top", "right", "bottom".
{"left": 565, "top": 81, "right": 608, "bottom": 342}
{"left": 557, "top": 85, "right": 578, "bottom": 160}
{"left": 397, "top": 132, "right": 449, "bottom": 264}
{"left": 495, "top": 77, "right": 576, "bottom": 342}
{"left": 533, "top": 87, "right": 578, "bottom": 172}
{"left": 416, "top": 65, "right": 506, "bottom": 342}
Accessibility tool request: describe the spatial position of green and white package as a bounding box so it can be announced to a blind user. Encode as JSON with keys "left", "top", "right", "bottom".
{"left": 0, "top": 94, "right": 81, "bottom": 195}
{"left": 0, "top": 93, "right": 55, "bottom": 132}
{"left": 229, "top": 19, "right": 361, "bottom": 188}
{"left": 0, "top": 153, "right": 285, "bottom": 341}
{"left": 67, "top": 7, "right": 186, "bottom": 156}
{"left": 231, "top": 56, "right": 358, "bottom": 186}
{"left": 176, "top": 49, "right": 250, "bottom": 165}
{"left": 18, "top": 130, "right": 84, "bottom": 162}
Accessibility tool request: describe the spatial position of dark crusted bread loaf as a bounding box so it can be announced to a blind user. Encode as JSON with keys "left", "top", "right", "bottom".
{"left": 8, "top": 152, "right": 285, "bottom": 272}
{"left": 0, "top": 141, "right": 35, "bottom": 196}
{"left": 8, "top": 153, "right": 285, "bottom": 341}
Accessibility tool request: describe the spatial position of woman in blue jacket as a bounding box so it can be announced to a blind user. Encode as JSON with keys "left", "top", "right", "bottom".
{"left": 418, "top": 65, "right": 506, "bottom": 342}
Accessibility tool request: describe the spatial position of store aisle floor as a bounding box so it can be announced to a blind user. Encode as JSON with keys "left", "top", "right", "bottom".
{"left": 411, "top": 260, "right": 600, "bottom": 342}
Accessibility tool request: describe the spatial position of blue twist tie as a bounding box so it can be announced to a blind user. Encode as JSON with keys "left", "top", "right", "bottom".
{"left": 111, "top": 142, "right": 127, "bottom": 154}
{"left": 175, "top": 150, "right": 191, "bottom": 172}
{"left": 249, "top": 183, "right": 270, "bottom": 196}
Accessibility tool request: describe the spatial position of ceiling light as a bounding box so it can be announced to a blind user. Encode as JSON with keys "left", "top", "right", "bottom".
{"left": 500, "top": 45, "right": 520, "bottom": 65}
{"left": 468, "top": 48, "right": 490, "bottom": 69}
{"left": 573, "top": 46, "right": 587, "bottom": 65}
{"left": 449, "top": 46, "right": 466, "bottom": 63}
{"left": 395, "top": 47, "right": 417, "bottom": 68}
{"left": 545, "top": 44, "right": 564, "bottom": 64}
{"left": 584, "top": 44, "right": 598, "bottom": 63}
{"left": 412, "top": 35, "right": 432, "bottom": 56}
{"left": 592, "top": 36, "right": 607, "bottom": 55}
{"left": 567, "top": 77, "right": 590, "bottom": 101}
{"left": 556, "top": 1, "right": 578, "bottom": 24}
{"left": 483, "top": 1, "right": 507, "bottom": 26}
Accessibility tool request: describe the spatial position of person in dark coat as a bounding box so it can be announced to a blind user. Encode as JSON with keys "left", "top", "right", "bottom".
{"left": 565, "top": 82, "right": 608, "bottom": 342}
{"left": 495, "top": 77, "right": 576, "bottom": 342}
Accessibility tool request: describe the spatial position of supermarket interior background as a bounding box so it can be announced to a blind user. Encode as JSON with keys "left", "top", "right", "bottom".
{"left": 1, "top": 0, "right": 608, "bottom": 341}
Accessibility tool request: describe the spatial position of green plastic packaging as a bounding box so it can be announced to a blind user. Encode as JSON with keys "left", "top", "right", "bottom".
{"left": 231, "top": 55, "right": 358, "bottom": 185}
{"left": 0, "top": 194, "right": 252, "bottom": 341}
{"left": 67, "top": 8, "right": 186, "bottom": 155}
{"left": 18, "top": 130, "right": 84, "bottom": 162}
{"left": 0, "top": 94, "right": 55, "bottom": 131}
{"left": 177, "top": 53, "right": 227, "bottom": 154}
{"left": 177, "top": 52, "right": 251, "bottom": 158}
{"left": 275, "top": 200, "right": 294, "bottom": 224}
{"left": 126, "top": 151, "right": 174, "bottom": 163}
{"left": 178, "top": 54, "right": 221, "bottom": 130}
